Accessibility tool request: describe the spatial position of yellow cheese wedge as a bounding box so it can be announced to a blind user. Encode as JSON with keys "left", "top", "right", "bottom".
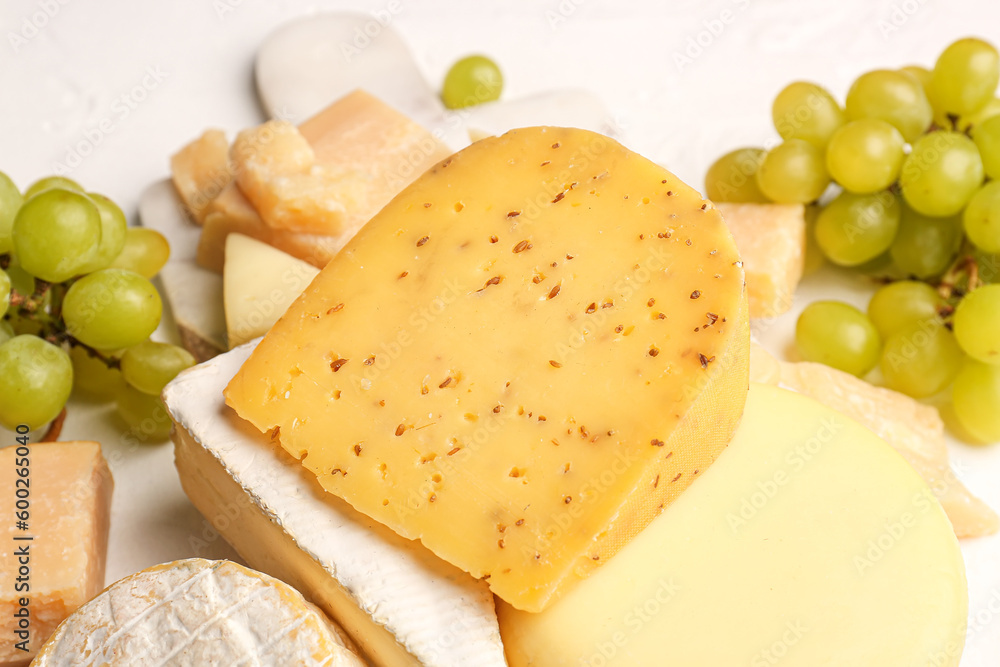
{"left": 225, "top": 126, "right": 750, "bottom": 612}
{"left": 497, "top": 383, "right": 968, "bottom": 666}
{"left": 33, "top": 559, "right": 365, "bottom": 666}
{"left": 0, "top": 441, "right": 112, "bottom": 665}
{"left": 717, "top": 202, "right": 805, "bottom": 318}
{"left": 170, "top": 128, "right": 231, "bottom": 224}
{"left": 197, "top": 90, "right": 452, "bottom": 272}
{"left": 750, "top": 341, "right": 998, "bottom": 539}
{"left": 224, "top": 233, "right": 320, "bottom": 348}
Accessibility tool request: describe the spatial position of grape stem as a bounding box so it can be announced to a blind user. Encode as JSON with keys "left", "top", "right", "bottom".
{"left": 66, "top": 336, "right": 121, "bottom": 369}
{"left": 40, "top": 408, "right": 67, "bottom": 443}
{"left": 938, "top": 251, "right": 981, "bottom": 303}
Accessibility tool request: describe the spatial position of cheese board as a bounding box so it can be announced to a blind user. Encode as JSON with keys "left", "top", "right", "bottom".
{"left": 2, "top": 0, "right": 1000, "bottom": 663}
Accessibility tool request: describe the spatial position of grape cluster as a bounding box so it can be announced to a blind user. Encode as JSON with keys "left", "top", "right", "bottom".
{"left": 705, "top": 37, "right": 1000, "bottom": 443}
{"left": 0, "top": 171, "right": 189, "bottom": 439}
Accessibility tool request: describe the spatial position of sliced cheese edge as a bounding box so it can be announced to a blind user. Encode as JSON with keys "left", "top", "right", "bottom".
{"left": 497, "top": 383, "right": 968, "bottom": 666}
{"left": 165, "top": 342, "right": 508, "bottom": 667}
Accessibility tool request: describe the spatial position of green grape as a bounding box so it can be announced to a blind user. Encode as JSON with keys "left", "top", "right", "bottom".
{"left": 62, "top": 269, "right": 162, "bottom": 349}
{"left": 973, "top": 115, "right": 1000, "bottom": 180}
{"left": 900, "top": 131, "right": 984, "bottom": 217}
{"left": 116, "top": 384, "right": 172, "bottom": 441}
{"left": 795, "top": 301, "right": 881, "bottom": 377}
{"left": 964, "top": 97, "right": 1000, "bottom": 132}
{"left": 441, "top": 55, "right": 503, "bottom": 110}
{"left": 814, "top": 190, "right": 900, "bottom": 266}
{"left": 900, "top": 65, "right": 933, "bottom": 95}
{"left": 976, "top": 248, "right": 1000, "bottom": 284}
{"left": 880, "top": 320, "right": 963, "bottom": 397}
{"left": 755, "top": 140, "right": 830, "bottom": 204}
{"left": 0, "top": 171, "right": 23, "bottom": 254}
{"left": 952, "top": 359, "right": 1000, "bottom": 442}
{"left": 845, "top": 69, "right": 933, "bottom": 141}
{"left": 825, "top": 119, "right": 905, "bottom": 193}
{"left": 771, "top": 81, "right": 845, "bottom": 147}
{"left": 867, "top": 280, "right": 944, "bottom": 339}
{"left": 890, "top": 205, "right": 962, "bottom": 279}
{"left": 963, "top": 180, "right": 1000, "bottom": 253}
{"left": 0, "top": 321, "right": 13, "bottom": 345}
{"left": 69, "top": 345, "right": 125, "bottom": 398}
{"left": 23, "top": 176, "right": 83, "bottom": 199}
{"left": 0, "top": 268, "right": 9, "bottom": 319}
{"left": 704, "top": 148, "right": 768, "bottom": 202}
{"left": 108, "top": 227, "right": 170, "bottom": 278}
{"left": 0, "top": 335, "right": 73, "bottom": 430}
{"left": 952, "top": 284, "right": 1000, "bottom": 364}
{"left": 12, "top": 189, "right": 101, "bottom": 282}
{"left": 120, "top": 341, "right": 195, "bottom": 395}
{"left": 930, "top": 38, "right": 1000, "bottom": 116}
{"left": 79, "top": 193, "right": 127, "bottom": 274}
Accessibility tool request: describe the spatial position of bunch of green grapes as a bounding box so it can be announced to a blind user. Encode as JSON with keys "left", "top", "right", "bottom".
{"left": 706, "top": 37, "right": 1000, "bottom": 443}
{"left": 0, "top": 172, "right": 189, "bottom": 441}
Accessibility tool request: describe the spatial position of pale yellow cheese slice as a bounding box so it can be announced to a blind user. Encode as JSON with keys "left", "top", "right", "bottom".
{"left": 0, "top": 442, "right": 112, "bottom": 665}
{"left": 497, "top": 383, "right": 968, "bottom": 666}
{"left": 225, "top": 126, "right": 749, "bottom": 612}
{"left": 224, "top": 233, "right": 320, "bottom": 348}
{"left": 751, "top": 341, "right": 998, "bottom": 539}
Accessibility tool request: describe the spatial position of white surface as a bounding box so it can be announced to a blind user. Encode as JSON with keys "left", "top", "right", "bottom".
{"left": 165, "top": 343, "right": 507, "bottom": 667}
{"left": 1, "top": 0, "right": 999, "bottom": 663}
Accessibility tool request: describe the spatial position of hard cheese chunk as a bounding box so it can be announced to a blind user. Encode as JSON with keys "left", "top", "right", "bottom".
{"left": 717, "top": 202, "right": 805, "bottom": 318}
{"left": 225, "top": 126, "right": 749, "bottom": 612}
{"left": 497, "top": 383, "right": 968, "bottom": 666}
{"left": 170, "top": 128, "right": 231, "bottom": 224}
{"left": 166, "top": 343, "right": 508, "bottom": 667}
{"left": 0, "top": 441, "right": 112, "bottom": 666}
{"left": 224, "top": 233, "right": 320, "bottom": 348}
{"left": 33, "top": 559, "right": 365, "bottom": 666}
{"left": 197, "top": 90, "right": 452, "bottom": 272}
{"left": 750, "top": 341, "right": 998, "bottom": 539}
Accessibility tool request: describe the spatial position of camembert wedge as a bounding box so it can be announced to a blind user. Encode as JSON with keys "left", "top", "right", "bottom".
{"left": 225, "top": 126, "right": 750, "bottom": 611}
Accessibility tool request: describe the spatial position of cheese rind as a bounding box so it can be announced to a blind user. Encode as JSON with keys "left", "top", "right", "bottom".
{"left": 717, "top": 202, "right": 805, "bottom": 318}
{"left": 165, "top": 344, "right": 508, "bottom": 667}
{"left": 33, "top": 559, "right": 365, "bottom": 666}
{"left": 0, "top": 441, "right": 112, "bottom": 666}
{"left": 497, "top": 383, "right": 968, "bottom": 666}
{"left": 223, "top": 233, "right": 320, "bottom": 348}
{"left": 225, "top": 126, "right": 749, "bottom": 611}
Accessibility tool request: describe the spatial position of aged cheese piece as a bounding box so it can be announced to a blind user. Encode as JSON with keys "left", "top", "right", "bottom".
{"left": 224, "top": 233, "right": 320, "bottom": 348}
{"left": 197, "top": 90, "right": 452, "bottom": 271}
{"left": 750, "top": 341, "right": 998, "bottom": 539}
{"left": 33, "top": 559, "right": 365, "bottom": 666}
{"left": 0, "top": 441, "right": 112, "bottom": 666}
{"left": 717, "top": 202, "right": 805, "bottom": 318}
{"left": 497, "top": 383, "right": 968, "bottom": 666}
{"left": 225, "top": 126, "right": 750, "bottom": 612}
{"left": 166, "top": 344, "right": 508, "bottom": 667}
{"left": 170, "top": 128, "right": 231, "bottom": 224}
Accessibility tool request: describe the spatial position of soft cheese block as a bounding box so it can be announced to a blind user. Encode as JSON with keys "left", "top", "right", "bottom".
{"left": 224, "top": 233, "right": 320, "bottom": 348}
{"left": 166, "top": 343, "right": 508, "bottom": 667}
{"left": 0, "top": 441, "right": 112, "bottom": 666}
{"left": 497, "top": 383, "right": 968, "bottom": 666}
{"left": 33, "top": 559, "right": 365, "bottom": 666}
{"left": 225, "top": 126, "right": 750, "bottom": 612}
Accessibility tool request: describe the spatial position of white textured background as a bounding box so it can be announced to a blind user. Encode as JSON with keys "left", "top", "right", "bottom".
{"left": 1, "top": 0, "right": 999, "bottom": 663}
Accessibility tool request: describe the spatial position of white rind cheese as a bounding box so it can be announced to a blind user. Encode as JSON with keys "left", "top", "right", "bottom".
{"left": 33, "top": 558, "right": 365, "bottom": 666}
{"left": 164, "top": 343, "right": 507, "bottom": 667}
